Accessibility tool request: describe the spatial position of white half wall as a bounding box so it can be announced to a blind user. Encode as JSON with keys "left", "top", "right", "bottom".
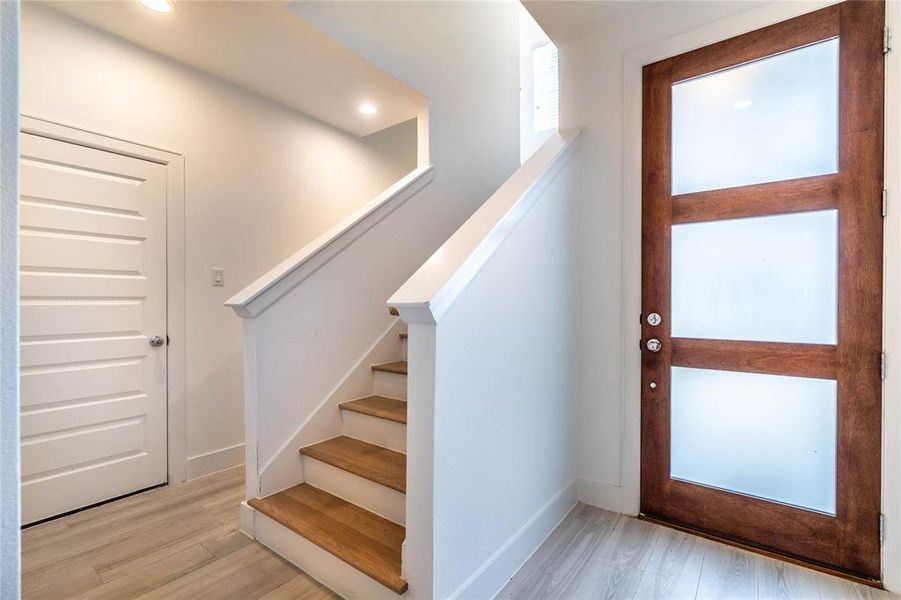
{"left": 20, "top": 3, "right": 416, "bottom": 480}
{"left": 428, "top": 151, "right": 580, "bottom": 599}
{"left": 391, "top": 132, "right": 583, "bottom": 599}
{"left": 0, "top": 0, "right": 19, "bottom": 596}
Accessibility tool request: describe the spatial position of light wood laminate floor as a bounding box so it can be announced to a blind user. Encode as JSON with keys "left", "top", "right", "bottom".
{"left": 21, "top": 466, "right": 337, "bottom": 600}
{"left": 500, "top": 503, "right": 898, "bottom": 600}
{"left": 22, "top": 471, "right": 900, "bottom": 600}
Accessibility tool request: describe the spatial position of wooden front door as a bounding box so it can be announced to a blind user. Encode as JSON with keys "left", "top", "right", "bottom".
{"left": 640, "top": 1, "right": 884, "bottom": 580}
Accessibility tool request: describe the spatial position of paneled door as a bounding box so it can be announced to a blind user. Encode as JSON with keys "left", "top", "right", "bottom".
{"left": 19, "top": 133, "right": 168, "bottom": 524}
{"left": 640, "top": 2, "right": 884, "bottom": 580}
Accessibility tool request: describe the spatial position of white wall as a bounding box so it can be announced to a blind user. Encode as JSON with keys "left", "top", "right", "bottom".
{"left": 0, "top": 0, "right": 19, "bottom": 596}
{"left": 427, "top": 146, "right": 579, "bottom": 599}
{"left": 291, "top": 1, "right": 520, "bottom": 208}
{"left": 20, "top": 3, "right": 416, "bottom": 480}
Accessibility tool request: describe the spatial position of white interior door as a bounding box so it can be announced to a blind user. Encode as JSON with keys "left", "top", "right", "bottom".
{"left": 19, "top": 132, "right": 168, "bottom": 524}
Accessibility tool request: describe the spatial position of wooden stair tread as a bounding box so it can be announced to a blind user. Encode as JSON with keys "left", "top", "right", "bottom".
{"left": 389, "top": 306, "right": 399, "bottom": 316}
{"left": 399, "top": 332, "right": 408, "bottom": 340}
{"left": 300, "top": 436, "right": 406, "bottom": 493}
{"left": 372, "top": 361, "right": 407, "bottom": 375}
{"left": 248, "top": 483, "right": 407, "bottom": 594}
{"left": 340, "top": 396, "right": 407, "bottom": 424}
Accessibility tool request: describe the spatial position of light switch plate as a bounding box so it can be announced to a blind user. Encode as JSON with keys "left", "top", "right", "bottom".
{"left": 212, "top": 268, "right": 224, "bottom": 287}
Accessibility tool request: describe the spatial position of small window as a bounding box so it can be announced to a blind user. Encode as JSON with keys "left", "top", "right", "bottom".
{"left": 532, "top": 43, "right": 559, "bottom": 133}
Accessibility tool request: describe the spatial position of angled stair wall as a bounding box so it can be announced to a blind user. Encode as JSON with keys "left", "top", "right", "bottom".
{"left": 227, "top": 167, "right": 432, "bottom": 500}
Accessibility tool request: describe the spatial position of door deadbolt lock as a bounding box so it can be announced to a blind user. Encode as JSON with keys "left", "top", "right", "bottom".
{"left": 149, "top": 335, "right": 165, "bottom": 348}
{"left": 647, "top": 312, "right": 662, "bottom": 326}
{"left": 646, "top": 338, "right": 662, "bottom": 353}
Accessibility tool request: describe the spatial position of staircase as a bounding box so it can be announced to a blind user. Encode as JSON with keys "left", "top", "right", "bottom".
{"left": 230, "top": 132, "right": 579, "bottom": 599}
{"left": 247, "top": 323, "right": 409, "bottom": 596}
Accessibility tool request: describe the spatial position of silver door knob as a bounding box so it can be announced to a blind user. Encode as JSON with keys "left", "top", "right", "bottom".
{"left": 647, "top": 312, "right": 662, "bottom": 326}
{"left": 646, "top": 338, "right": 662, "bottom": 353}
{"left": 149, "top": 335, "right": 165, "bottom": 348}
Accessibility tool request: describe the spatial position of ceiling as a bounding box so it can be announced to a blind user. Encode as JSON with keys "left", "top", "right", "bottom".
{"left": 46, "top": 0, "right": 425, "bottom": 137}
{"left": 522, "top": 1, "right": 668, "bottom": 46}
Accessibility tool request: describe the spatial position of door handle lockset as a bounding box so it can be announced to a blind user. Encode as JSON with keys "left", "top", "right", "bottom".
{"left": 149, "top": 335, "right": 165, "bottom": 348}
{"left": 646, "top": 338, "right": 662, "bottom": 353}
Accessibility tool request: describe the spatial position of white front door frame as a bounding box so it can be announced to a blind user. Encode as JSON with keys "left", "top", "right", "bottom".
{"left": 20, "top": 114, "right": 189, "bottom": 484}
{"left": 620, "top": 1, "right": 900, "bottom": 590}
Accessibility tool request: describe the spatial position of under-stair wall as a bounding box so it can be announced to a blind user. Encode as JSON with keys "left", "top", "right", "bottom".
{"left": 227, "top": 168, "right": 434, "bottom": 501}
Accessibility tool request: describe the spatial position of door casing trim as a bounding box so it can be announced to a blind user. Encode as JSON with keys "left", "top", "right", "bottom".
{"left": 620, "top": 0, "right": 901, "bottom": 590}
{"left": 20, "top": 114, "right": 189, "bottom": 484}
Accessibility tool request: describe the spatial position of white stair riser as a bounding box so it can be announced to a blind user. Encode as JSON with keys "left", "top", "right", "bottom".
{"left": 303, "top": 455, "right": 405, "bottom": 525}
{"left": 374, "top": 371, "right": 407, "bottom": 400}
{"left": 342, "top": 411, "right": 406, "bottom": 453}
{"left": 250, "top": 507, "right": 405, "bottom": 599}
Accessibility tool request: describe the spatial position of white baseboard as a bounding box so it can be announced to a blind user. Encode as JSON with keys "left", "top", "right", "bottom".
{"left": 448, "top": 480, "right": 577, "bottom": 600}
{"left": 186, "top": 443, "right": 245, "bottom": 480}
{"left": 576, "top": 478, "right": 624, "bottom": 514}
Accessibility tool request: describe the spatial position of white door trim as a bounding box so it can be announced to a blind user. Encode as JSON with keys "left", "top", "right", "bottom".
{"left": 619, "top": 0, "right": 901, "bottom": 591}
{"left": 20, "top": 114, "right": 189, "bottom": 484}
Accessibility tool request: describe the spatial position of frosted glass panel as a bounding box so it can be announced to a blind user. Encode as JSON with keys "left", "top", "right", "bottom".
{"left": 671, "top": 210, "right": 837, "bottom": 344}
{"left": 672, "top": 38, "right": 838, "bottom": 195}
{"left": 671, "top": 367, "right": 837, "bottom": 514}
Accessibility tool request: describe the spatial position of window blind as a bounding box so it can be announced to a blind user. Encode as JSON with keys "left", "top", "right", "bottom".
{"left": 533, "top": 43, "right": 559, "bottom": 133}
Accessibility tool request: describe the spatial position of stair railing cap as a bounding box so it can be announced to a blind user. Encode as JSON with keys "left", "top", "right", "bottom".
{"left": 388, "top": 129, "right": 582, "bottom": 325}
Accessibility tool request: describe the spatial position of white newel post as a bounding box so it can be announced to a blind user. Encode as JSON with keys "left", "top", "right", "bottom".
{"left": 393, "top": 304, "right": 438, "bottom": 600}
{"left": 241, "top": 318, "right": 260, "bottom": 501}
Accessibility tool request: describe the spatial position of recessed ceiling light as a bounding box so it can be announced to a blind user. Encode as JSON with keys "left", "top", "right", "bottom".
{"left": 139, "top": 0, "right": 173, "bottom": 13}
{"left": 732, "top": 99, "right": 752, "bottom": 110}
{"left": 358, "top": 103, "right": 378, "bottom": 116}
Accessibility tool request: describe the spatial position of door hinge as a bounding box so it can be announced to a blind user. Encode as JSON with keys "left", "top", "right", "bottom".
{"left": 883, "top": 189, "right": 888, "bottom": 217}
{"left": 880, "top": 513, "right": 886, "bottom": 544}
{"left": 881, "top": 352, "right": 887, "bottom": 380}
{"left": 885, "top": 27, "right": 892, "bottom": 54}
